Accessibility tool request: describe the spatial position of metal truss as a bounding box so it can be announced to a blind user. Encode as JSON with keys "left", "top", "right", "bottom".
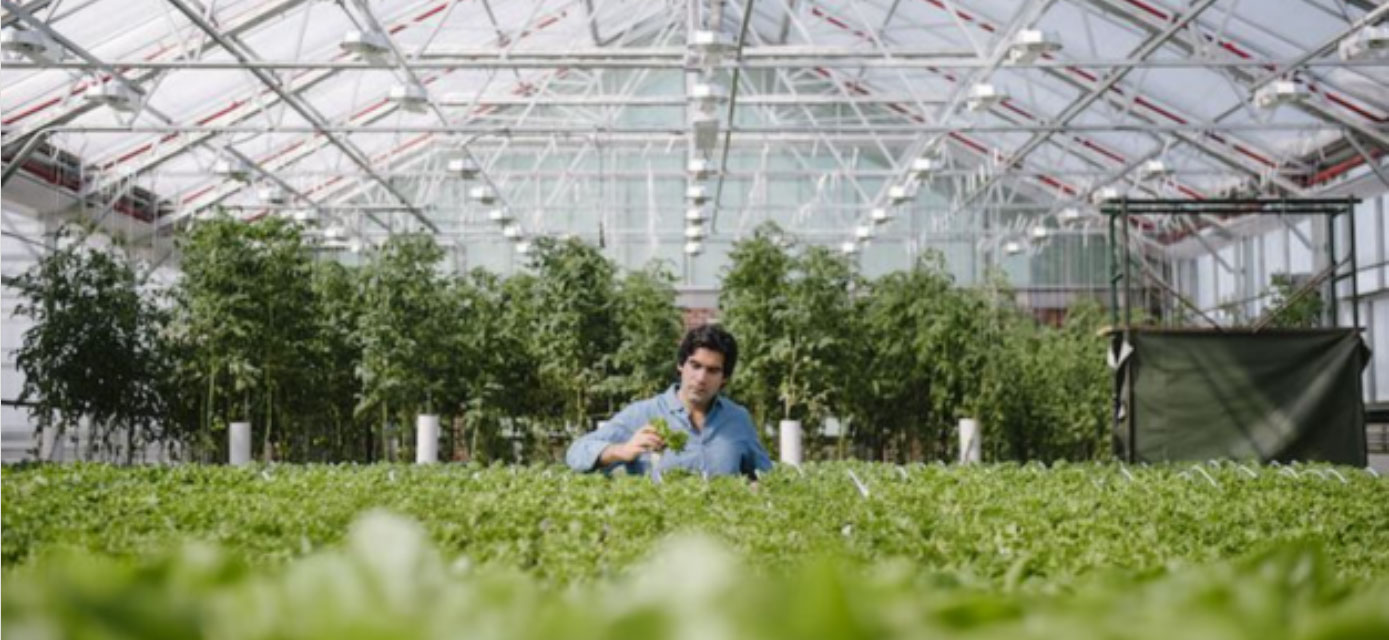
{"left": 1, "top": 0, "right": 1385, "bottom": 277}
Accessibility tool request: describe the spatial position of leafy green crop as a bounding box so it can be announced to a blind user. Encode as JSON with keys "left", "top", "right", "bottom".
{"left": 5, "top": 510, "right": 1387, "bottom": 640}
{"left": 649, "top": 417, "right": 688, "bottom": 453}
{"left": 5, "top": 462, "right": 1387, "bottom": 590}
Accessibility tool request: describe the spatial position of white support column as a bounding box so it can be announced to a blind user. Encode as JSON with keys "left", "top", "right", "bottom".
{"left": 416, "top": 414, "right": 440, "bottom": 464}
{"left": 229, "top": 421, "right": 252, "bottom": 466}
{"left": 958, "top": 418, "right": 981, "bottom": 464}
{"left": 779, "top": 420, "right": 803, "bottom": 465}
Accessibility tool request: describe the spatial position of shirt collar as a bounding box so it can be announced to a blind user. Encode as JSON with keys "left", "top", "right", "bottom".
{"left": 664, "top": 383, "right": 722, "bottom": 415}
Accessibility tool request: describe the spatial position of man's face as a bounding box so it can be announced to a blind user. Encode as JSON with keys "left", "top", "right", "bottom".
{"left": 678, "top": 347, "right": 727, "bottom": 406}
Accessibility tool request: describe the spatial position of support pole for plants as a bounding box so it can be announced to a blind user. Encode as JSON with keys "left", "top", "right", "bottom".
{"left": 229, "top": 421, "right": 251, "bottom": 466}
{"left": 416, "top": 414, "right": 440, "bottom": 464}
{"left": 958, "top": 418, "right": 981, "bottom": 464}
{"left": 39, "top": 423, "right": 57, "bottom": 461}
{"left": 779, "top": 419, "right": 803, "bottom": 465}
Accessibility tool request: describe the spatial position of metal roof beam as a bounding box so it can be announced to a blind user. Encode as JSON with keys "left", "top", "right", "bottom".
{"left": 15, "top": 51, "right": 1389, "bottom": 70}
{"left": 1085, "top": 0, "right": 1386, "bottom": 177}
{"left": 39, "top": 122, "right": 1349, "bottom": 135}
{"left": 1, "top": 0, "right": 311, "bottom": 151}
{"left": 949, "top": 0, "right": 1223, "bottom": 214}
{"left": 164, "top": 0, "right": 435, "bottom": 232}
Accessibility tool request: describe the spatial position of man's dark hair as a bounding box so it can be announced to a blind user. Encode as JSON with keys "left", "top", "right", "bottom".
{"left": 677, "top": 324, "right": 738, "bottom": 379}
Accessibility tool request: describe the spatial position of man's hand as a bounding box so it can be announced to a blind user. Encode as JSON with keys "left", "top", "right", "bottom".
{"left": 598, "top": 425, "right": 665, "bottom": 466}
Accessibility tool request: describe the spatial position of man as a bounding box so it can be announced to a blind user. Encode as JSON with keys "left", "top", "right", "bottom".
{"left": 565, "top": 324, "right": 772, "bottom": 477}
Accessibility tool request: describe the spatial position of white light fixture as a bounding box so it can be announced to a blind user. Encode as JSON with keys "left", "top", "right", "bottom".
{"left": 1339, "top": 26, "right": 1389, "bottom": 60}
{"left": 854, "top": 224, "right": 874, "bottom": 242}
{"left": 1252, "top": 80, "right": 1308, "bottom": 109}
{"left": 840, "top": 241, "right": 859, "bottom": 255}
{"left": 502, "top": 224, "right": 523, "bottom": 240}
{"left": 468, "top": 185, "right": 496, "bottom": 204}
{"left": 291, "top": 209, "right": 316, "bottom": 224}
{"left": 690, "top": 82, "right": 727, "bottom": 111}
{"left": 1139, "top": 159, "right": 1172, "bottom": 180}
{"left": 688, "top": 157, "right": 714, "bottom": 180}
{"left": 692, "top": 113, "right": 720, "bottom": 152}
{"left": 339, "top": 30, "right": 390, "bottom": 58}
{"left": 388, "top": 83, "right": 429, "bottom": 112}
{"left": 516, "top": 241, "right": 532, "bottom": 255}
{"left": 1, "top": 28, "right": 58, "bottom": 60}
{"left": 347, "top": 238, "right": 363, "bottom": 254}
{"left": 1030, "top": 225, "right": 1049, "bottom": 240}
{"left": 323, "top": 225, "right": 347, "bottom": 242}
{"left": 684, "top": 241, "right": 703, "bottom": 256}
{"left": 1091, "top": 186, "right": 1122, "bottom": 204}
{"left": 689, "top": 30, "right": 734, "bottom": 52}
{"left": 684, "top": 225, "right": 706, "bottom": 240}
{"left": 910, "top": 157, "right": 942, "bottom": 180}
{"left": 1058, "top": 207, "right": 1083, "bottom": 223}
{"left": 887, "top": 184, "right": 913, "bottom": 205}
{"left": 685, "top": 207, "right": 707, "bottom": 224}
{"left": 966, "top": 83, "right": 1006, "bottom": 111}
{"left": 686, "top": 184, "right": 710, "bottom": 205}
{"left": 212, "top": 158, "right": 253, "bottom": 182}
{"left": 83, "top": 82, "right": 138, "bottom": 112}
{"left": 447, "top": 157, "right": 479, "bottom": 179}
{"left": 1002, "top": 241, "right": 1023, "bottom": 256}
{"left": 1006, "top": 29, "right": 1061, "bottom": 64}
{"left": 688, "top": 29, "right": 734, "bottom": 66}
{"left": 257, "top": 185, "right": 287, "bottom": 205}
{"left": 870, "top": 207, "right": 891, "bottom": 225}
{"left": 487, "top": 208, "right": 511, "bottom": 224}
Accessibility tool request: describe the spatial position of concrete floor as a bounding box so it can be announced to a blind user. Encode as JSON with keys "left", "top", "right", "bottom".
{"left": 1370, "top": 454, "right": 1389, "bottom": 474}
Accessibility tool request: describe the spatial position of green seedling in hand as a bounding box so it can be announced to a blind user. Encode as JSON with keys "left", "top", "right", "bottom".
{"left": 649, "top": 417, "right": 688, "bottom": 453}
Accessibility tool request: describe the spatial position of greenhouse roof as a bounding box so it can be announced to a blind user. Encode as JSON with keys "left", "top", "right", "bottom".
{"left": 2, "top": 0, "right": 1387, "bottom": 258}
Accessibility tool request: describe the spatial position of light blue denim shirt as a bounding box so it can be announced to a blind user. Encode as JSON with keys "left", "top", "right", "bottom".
{"left": 566, "top": 384, "right": 773, "bottom": 477}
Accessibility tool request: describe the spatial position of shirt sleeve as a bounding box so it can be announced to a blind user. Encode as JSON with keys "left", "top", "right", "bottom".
{"left": 565, "top": 403, "right": 646, "bottom": 473}
{"left": 738, "top": 408, "right": 774, "bottom": 474}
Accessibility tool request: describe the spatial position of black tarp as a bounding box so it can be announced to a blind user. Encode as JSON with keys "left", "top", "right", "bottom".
{"left": 1113, "top": 328, "right": 1369, "bottom": 465}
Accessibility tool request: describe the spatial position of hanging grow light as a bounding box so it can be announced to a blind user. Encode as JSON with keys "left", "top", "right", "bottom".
{"left": 1252, "top": 80, "right": 1308, "bottom": 109}
{"left": 468, "top": 185, "right": 496, "bottom": 204}
{"left": 966, "top": 83, "right": 1006, "bottom": 111}
{"left": 1, "top": 28, "right": 58, "bottom": 60}
{"left": 447, "top": 157, "right": 480, "bottom": 179}
{"left": 340, "top": 30, "right": 390, "bottom": 57}
{"left": 1006, "top": 29, "right": 1061, "bottom": 64}
{"left": 83, "top": 82, "right": 138, "bottom": 112}
{"left": 212, "top": 158, "right": 254, "bottom": 182}
{"left": 388, "top": 83, "right": 429, "bottom": 112}
{"left": 688, "top": 157, "right": 714, "bottom": 180}
{"left": 686, "top": 184, "right": 710, "bottom": 205}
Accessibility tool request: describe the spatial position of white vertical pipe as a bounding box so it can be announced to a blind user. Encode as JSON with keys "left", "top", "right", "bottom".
{"left": 229, "top": 421, "right": 251, "bottom": 466}
{"left": 958, "top": 418, "right": 981, "bottom": 464}
{"left": 416, "top": 414, "right": 440, "bottom": 464}
{"left": 779, "top": 419, "right": 803, "bottom": 465}
{"left": 39, "top": 423, "right": 56, "bottom": 461}
{"left": 77, "top": 414, "right": 91, "bottom": 461}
